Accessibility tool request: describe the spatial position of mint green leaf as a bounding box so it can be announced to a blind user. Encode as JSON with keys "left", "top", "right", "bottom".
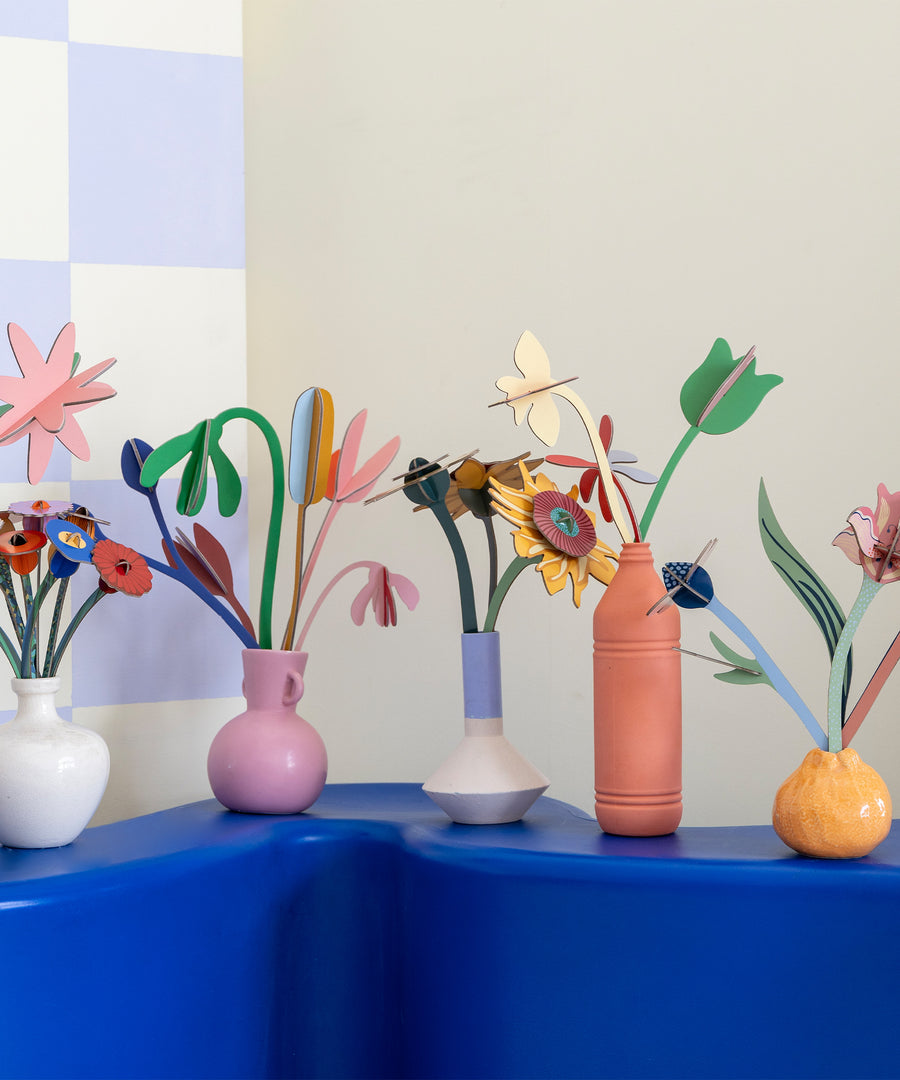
{"left": 709, "top": 632, "right": 773, "bottom": 687}
{"left": 758, "top": 478, "right": 852, "bottom": 718}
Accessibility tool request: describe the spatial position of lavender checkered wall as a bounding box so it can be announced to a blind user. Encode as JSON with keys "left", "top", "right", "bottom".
{"left": 0, "top": 2, "right": 248, "bottom": 822}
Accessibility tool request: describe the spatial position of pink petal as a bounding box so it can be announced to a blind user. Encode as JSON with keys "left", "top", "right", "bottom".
{"left": 350, "top": 579, "right": 375, "bottom": 626}
{"left": 545, "top": 454, "right": 593, "bottom": 468}
{"left": 846, "top": 509, "right": 878, "bottom": 557}
{"left": 389, "top": 572, "right": 420, "bottom": 612}
{"left": 335, "top": 410, "right": 366, "bottom": 495}
{"left": 833, "top": 528, "right": 863, "bottom": 566}
{"left": 25, "top": 426, "right": 56, "bottom": 484}
{"left": 54, "top": 414, "right": 90, "bottom": 461}
{"left": 43, "top": 323, "right": 77, "bottom": 378}
{"left": 337, "top": 435, "right": 401, "bottom": 502}
{"left": 7, "top": 324, "right": 49, "bottom": 379}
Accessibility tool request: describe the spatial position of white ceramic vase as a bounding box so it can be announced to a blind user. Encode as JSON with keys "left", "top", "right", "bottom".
{"left": 0, "top": 677, "right": 109, "bottom": 848}
{"left": 423, "top": 632, "right": 549, "bottom": 825}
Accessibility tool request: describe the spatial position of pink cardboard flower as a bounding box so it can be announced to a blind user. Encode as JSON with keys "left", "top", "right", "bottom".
{"left": 350, "top": 565, "right": 419, "bottom": 627}
{"left": 0, "top": 323, "right": 116, "bottom": 484}
{"left": 834, "top": 484, "right": 900, "bottom": 583}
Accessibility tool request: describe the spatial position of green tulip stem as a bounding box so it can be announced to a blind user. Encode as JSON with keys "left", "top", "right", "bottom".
{"left": 828, "top": 576, "right": 882, "bottom": 753}
{"left": 482, "top": 555, "right": 541, "bottom": 633}
{"left": 0, "top": 624, "right": 20, "bottom": 676}
{"left": 639, "top": 426, "right": 700, "bottom": 540}
{"left": 216, "top": 407, "right": 284, "bottom": 650}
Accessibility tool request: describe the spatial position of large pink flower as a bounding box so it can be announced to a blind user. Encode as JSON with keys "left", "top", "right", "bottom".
{"left": 834, "top": 484, "right": 900, "bottom": 583}
{"left": 0, "top": 323, "right": 116, "bottom": 483}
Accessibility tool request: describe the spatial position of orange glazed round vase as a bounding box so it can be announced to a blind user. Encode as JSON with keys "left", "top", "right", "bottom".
{"left": 593, "top": 542, "right": 682, "bottom": 836}
{"left": 772, "top": 747, "right": 892, "bottom": 859}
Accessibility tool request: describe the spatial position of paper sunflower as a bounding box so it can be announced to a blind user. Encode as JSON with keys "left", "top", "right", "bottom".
{"left": 489, "top": 461, "right": 617, "bottom": 605}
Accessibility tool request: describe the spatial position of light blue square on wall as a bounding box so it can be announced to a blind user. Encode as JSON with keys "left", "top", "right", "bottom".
{"left": 68, "top": 44, "right": 245, "bottom": 269}
{"left": 0, "top": 0, "right": 67, "bottom": 41}
{"left": 0, "top": 259, "right": 72, "bottom": 483}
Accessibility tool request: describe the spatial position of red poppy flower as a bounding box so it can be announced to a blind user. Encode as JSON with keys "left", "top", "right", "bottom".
{"left": 91, "top": 539, "right": 153, "bottom": 596}
{"left": 0, "top": 529, "right": 47, "bottom": 575}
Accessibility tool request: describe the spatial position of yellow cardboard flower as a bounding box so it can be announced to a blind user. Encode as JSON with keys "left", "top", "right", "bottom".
{"left": 490, "top": 461, "right": 617, "bottom": 605}
{"left": 495, "top": 331, "right": 562, "bottom": 446}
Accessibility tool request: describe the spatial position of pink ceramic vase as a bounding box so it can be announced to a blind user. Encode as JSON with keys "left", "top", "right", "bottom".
{"left": 207, "top": 649, "right": 327, "bottom": 814}
{"left": 593, "top": 542, "right": 682, "bottom": 836}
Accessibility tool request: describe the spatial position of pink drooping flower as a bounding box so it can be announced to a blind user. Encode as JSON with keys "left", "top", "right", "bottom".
{"left": 834, "top": 484, "right": 900, "bottom": 583}
{"left": 350, "top": 565, "right": 419, "bottom": 627}
{"left": 0, "top": 323, "right": 116, "bottom": 484}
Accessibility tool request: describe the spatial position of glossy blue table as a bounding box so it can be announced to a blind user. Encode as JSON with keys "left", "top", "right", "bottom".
{"left": 1, "top": 783, "right": 898, "bottom": 1079}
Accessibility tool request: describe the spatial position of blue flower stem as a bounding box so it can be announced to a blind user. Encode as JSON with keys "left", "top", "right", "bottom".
{"left": 143, "top": 555, "right": 258, "bottom": 649}
{"left": 639, "top": 426, "right": 699, "bottom": 540}
{"left": 828, "top": 577, "right": 881, "bottom": 753}
{"left": 707, "top": 595, "right": 826, "bottom": 749}
{"left": 217, "top": 407, "right": 284, "bottom": 650}
{"left": 482, "top": 555, "right": 542, "bottom": 633}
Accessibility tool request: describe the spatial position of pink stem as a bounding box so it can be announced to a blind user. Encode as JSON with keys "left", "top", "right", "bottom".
{"left": 296, "top": 500, "right": 342, "bottom": 617}
{"left": 842, "top": 630, "right": 900, "bottom": 747}
{"left": 294, "top": 560, "right": 378, "bottom": 652}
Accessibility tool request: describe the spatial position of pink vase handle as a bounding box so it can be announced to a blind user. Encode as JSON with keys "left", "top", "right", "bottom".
{"left": 283, "top": 671, "right": 304, "bottom": 707}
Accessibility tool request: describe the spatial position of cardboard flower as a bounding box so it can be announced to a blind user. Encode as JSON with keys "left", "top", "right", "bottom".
{"left": 834, "top": 485, "right": 900, "bottom": 584}
{"left": 679, "top": 339, "right": 782, "bottom": 435}
{"left": 445, "top": 454, "right": 542, "bottom": 521}
{"left": 92, "top": 539, "right": 153, "bottom": 597}
{"left": 8, "top": 498, "right": 74, "bottom": 532}
{"left": 490, "top": 461, "right": 617, "bottom": 605}
{"left": 495, "top": 331, "right": 563, "bottom": 446}
{"left": 0, "top": 530, "right": 47, "bottom": 576}
{"left": 0, "top": 323, "right": 116, "bottom": 484}
{"left": 350, "top": 564, "right": 419, "bottom": 627}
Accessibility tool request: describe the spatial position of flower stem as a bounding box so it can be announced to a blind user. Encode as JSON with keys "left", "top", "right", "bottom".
{"left": 216, "top": 407, "right": 284, "bottom": 650}
{"left": 555, "top": 386, "right": 631, "bottom": 545}
{"left": 707, "top": 595, "right": 826, "bottom": 749}
{"left": 483, "top": 555, "right": 542, "bottom": 633}
{"left": 19, "top": 571, "right": 56, "bottom": 678}
{"left": 295, "top": 560, "right": 378, "bottom": 652}
{"left": 483, "top": 515, "right": 498, "bottom": 603}
{"left": 639, "top": 426, "right": 699, "bottom": 540}
{"left": 828, "top": 576, "right": 881, "bottom": 753}
{"left": 431, "top": 501, "right": 478, "bottom": 633}
{"left": 0, "top": 558, "right": 23, "bottom": 644}
{"left": 42, "top": 577, "right": 68, "bottom": 678}
{"left": 50, "top": 587, "right": 106, "bottom": 677}
{"left": 144, "top": 555, "right": 257, "bottom": 649}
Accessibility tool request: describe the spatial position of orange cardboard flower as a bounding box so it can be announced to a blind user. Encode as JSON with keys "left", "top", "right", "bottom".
{"left": 0, "top": 530, "right": 47, "bottom": 576}
{"left": 92, "top": 539, "right": 153, "bottom": 597}
{"left": 490, "top": 461, "right": 617, "bottom": 605}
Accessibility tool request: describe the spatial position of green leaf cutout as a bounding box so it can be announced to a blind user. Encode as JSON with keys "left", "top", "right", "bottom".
{"left": 680, "top": 338, "right": 783, "bottom": 434}
{"left": 209, "top": 440, "right": 242, "bottom": 517}
{"left": 708, "top": 632, "right": 772, "bottom": 687}
{"left": 758, "top": 478, "right": 852, "bottom": 719}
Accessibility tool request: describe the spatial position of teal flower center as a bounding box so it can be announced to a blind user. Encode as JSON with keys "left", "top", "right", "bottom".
{"left": 550, "top": 506, "right": 579, "bottom": 537}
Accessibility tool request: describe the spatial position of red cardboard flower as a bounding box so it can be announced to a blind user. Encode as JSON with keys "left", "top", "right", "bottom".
{"left": 92, "top": 539, "right": 153, "bottom": 597}
{"left": 0, "top": 529, "right": 47, "bottom": 575}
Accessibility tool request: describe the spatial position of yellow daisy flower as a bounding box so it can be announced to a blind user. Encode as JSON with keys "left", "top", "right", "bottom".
{"left": 489, "top": 461, "right": 617, "bottom": 606}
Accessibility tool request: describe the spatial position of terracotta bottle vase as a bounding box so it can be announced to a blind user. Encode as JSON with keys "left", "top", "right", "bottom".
{"left": 772, "top": 747, "right": 891, "bottom": 858}
{"left": 207, "top": 649, "right": 327, "bottom": 815}
{"left": 593, "top": 542, "right": 682, "bottom": 836}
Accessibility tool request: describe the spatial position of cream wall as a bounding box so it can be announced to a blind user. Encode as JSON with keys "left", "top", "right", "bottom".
{"left": 244, "top": 0, "right": 900, "bottom": 826}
